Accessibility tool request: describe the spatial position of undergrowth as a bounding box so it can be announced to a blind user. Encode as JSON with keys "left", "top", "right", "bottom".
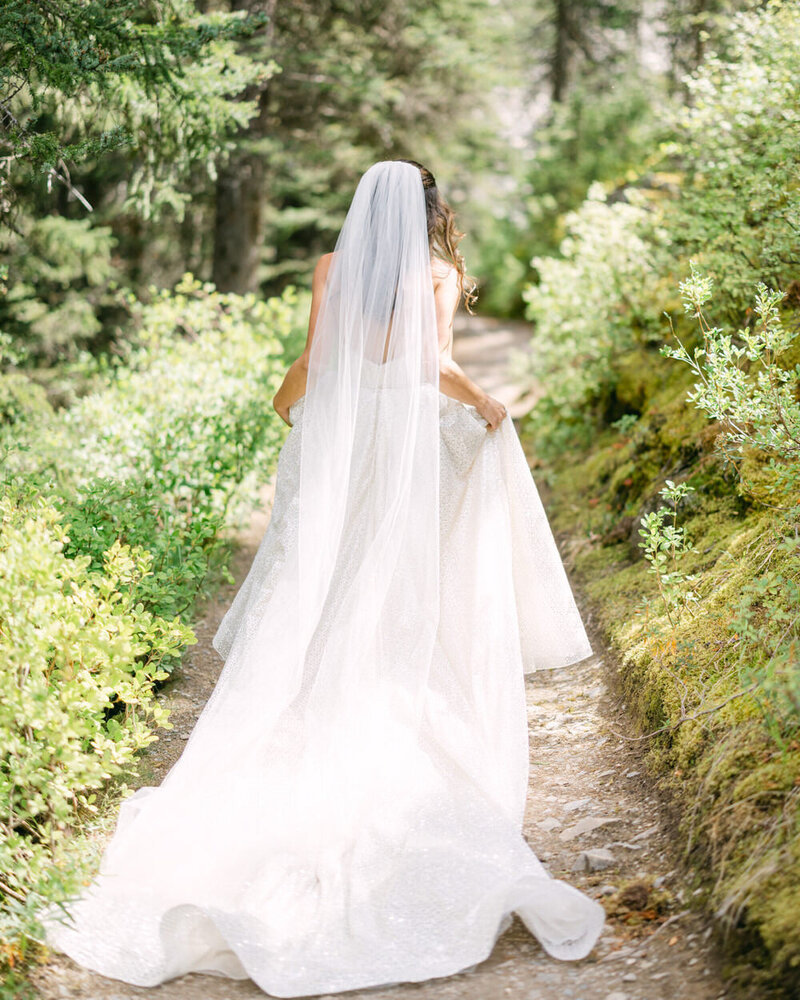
{"left": 518, "top": 7, "right": 800, "bottom": 990}
{"left": 522, "top": 338, "right": 800, "bottom": 997}
{"left": 0, "top": 277, "right": 306, "bottom": 991}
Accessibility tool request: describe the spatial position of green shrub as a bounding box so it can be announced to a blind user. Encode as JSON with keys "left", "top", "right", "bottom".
{"left": 0, "top": 217, "right": 123, "bottom": 366}
{"left": 0, "top": 276, "right": 305, "bottom": 980}
{"left": 5, "top": 277, "right": 304, "bottom": 620}
{"left": 521, "top": 0, "right": 800, "bottom": 461}
{"left": 0, "top": 372, "right": 54, "bottom": 432}
{"left": 521, "top": 182, "right": 669, "bottom": 456}
{"left": 464, "top": 65, "right": 670, "bottom": 318}
{"left": 0, "top": 490, "right": 190, "bottom": 970}
{"left": 670, "top": 0, "right": 800, "bottom": 316}
{"left": 637, "top": 479, "right": 699, "bottom": 626}
{"left": 663, "top": 264, "right": 800, "bottom": 504}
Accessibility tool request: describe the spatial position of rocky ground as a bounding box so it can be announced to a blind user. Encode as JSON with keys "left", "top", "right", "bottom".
{"left": 33, "top": 316, "right": 730, "bottom": 1000}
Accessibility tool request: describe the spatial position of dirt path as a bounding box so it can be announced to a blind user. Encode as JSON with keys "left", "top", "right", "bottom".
{"left": 34, "top": 316, "right": 729, "bottom": 1000}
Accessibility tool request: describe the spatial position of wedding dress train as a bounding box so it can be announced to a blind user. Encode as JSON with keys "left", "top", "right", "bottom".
{"left": 44, "top": 380, "right": 604, "bottom": 996}
{"left": 44, "top": 161, "right": 604, "bottom": 997}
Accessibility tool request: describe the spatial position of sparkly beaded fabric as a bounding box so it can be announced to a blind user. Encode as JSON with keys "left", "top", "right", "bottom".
{"left": 43, "top": 387, "right": 604, "bottom": 996}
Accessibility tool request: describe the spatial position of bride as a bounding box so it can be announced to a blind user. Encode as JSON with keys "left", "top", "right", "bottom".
{"left": 45, "top": 160, "right": 605, "bottom": 996}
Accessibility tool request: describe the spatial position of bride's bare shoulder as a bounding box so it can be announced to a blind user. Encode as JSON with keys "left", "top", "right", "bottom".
{"left": 311, "top": 252, "right": 335, "bottom": 287}
{"left": 431, "top": 256, "right": 459, "bottom": 288}
{"left": 316, "top": 251, "right": 335, "bottom": 273}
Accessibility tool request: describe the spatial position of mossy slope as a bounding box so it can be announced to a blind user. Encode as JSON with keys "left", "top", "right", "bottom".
{"left": 522, "top": 345, "right": 800, "bottom": 998}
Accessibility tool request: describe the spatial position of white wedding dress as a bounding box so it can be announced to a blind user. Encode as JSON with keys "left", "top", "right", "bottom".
{"left": 44, "top": 163, "right": 604, "bottom": 997}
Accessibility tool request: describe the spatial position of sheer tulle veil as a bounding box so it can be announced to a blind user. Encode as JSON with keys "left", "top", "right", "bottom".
{"left": 296, "top": 160, "right": 440, "bottom": 730}
{"left": 168, "top": 159, "right": 443, "bottom": 845}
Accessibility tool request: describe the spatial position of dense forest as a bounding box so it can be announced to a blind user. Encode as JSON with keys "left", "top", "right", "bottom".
{"left": 1, "top": 1, "right": 799, "bottom": 997}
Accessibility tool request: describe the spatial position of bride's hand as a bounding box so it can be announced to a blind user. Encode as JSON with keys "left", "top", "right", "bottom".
{"left": 273, "top": 354, "right": 309, "bottom": 427}
{"left": 275, "top": 405, "right": 292, "bottom": 427}
{"left": 476, "top": 394, "right": 507, "bottom": 431}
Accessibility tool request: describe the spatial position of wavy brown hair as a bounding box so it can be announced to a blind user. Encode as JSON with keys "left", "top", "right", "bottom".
{"left": 397, "top": 159, "right": 478, "bottom": 314}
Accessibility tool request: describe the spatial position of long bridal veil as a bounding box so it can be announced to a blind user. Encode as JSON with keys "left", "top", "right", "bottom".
{"left": 44, "top": 161, "right": 605, "bottom": 996}
{"left": 194, "top": 160, "right": 443, "bottom": 796}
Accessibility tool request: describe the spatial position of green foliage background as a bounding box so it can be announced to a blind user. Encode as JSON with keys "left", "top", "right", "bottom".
{"left": 2, "top": 0, "right": 799, "bottom": 996}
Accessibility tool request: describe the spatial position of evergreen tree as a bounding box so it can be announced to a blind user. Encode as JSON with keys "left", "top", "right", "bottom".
{"left": 211, "top": 0, "right": 501, "bottom": 294}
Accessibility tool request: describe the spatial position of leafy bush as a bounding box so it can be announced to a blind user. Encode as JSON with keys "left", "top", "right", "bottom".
{"left": 521, "top": 1, "right": 800, "bottom": 459}
{"left": 521, "top": 182, "right": 668, "bottom": 455}
{"left": 0, "top": 492, "right": 189, "bottom": 961}
{"left": 0, "top": 372, "right": 53, "bottom": 433}
{"left": 663, "top": 263, "right": 800, "bottom": 503}
{"left": 729, "top": 535, "right": 800, "bottom": 740}
{"left": 0, "top": 218, "right": 122, "bottom": 365}
{"left": 637, "top": 479, "right": 699, "bottom": 626}
{"left": 463, "top": 56, "right": 671, "bottom": 318}
{"left": 670, "top": 0, "right": 800, "bottom": 315}
{"left": 6, "top": 276, "right": 304, "bottom": 619}
{"left": 0, "top": 277, "right": 305, "bottom": 980}
{"left": 655, "top": 269, "right": 800, "bottom": 744}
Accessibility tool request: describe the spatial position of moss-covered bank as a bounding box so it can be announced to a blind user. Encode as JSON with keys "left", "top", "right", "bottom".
{"left": 521, "top": 346, "right": 800, "bottom": 998}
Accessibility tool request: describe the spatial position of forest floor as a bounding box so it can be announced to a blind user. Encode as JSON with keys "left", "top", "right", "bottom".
{"left": 33, "top": 315, "right": 730, "bottom": 1000}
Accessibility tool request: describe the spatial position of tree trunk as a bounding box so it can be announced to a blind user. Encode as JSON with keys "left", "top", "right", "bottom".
{"left": 212, "top": 137, "right": 267, "bottom": 294}
{"left": 551, "top": 0, "right": 570, "bottom": 103}
{"left": 212, "top": 0, "right": 275, "bottom": 294}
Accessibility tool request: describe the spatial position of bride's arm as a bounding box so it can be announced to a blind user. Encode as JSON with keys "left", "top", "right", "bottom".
{"left": 435, "top": 267, "right": 507, "bottom": 431}
{"left": 273, "top": 253, "right": 333, "bottom": 425}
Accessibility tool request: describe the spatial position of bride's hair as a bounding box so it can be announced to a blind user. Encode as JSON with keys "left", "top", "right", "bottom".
{"left": 397, "top": 159, "right": 478, "bottom": 314}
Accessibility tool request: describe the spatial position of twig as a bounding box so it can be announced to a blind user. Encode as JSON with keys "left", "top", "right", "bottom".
{"left": 607, "top": 684, "right": 758, "bottom": 742}
{"left": 0, "top": 877, "right": 26, "bottom": 904}
{"left": 47, "top": 159, "right": 93, "bottom": 212}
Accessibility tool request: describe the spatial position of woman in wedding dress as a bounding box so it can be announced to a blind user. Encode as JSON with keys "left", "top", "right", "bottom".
{"left": 45, "top": 160, "right": 605, "bottom": 996}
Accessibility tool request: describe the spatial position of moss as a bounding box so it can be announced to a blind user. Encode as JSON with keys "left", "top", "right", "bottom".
{"left": 751, "top": 853, "right": 800, "bottom": 969}
{"left": 609, "top": 347, "right": 666, "bottom": 414}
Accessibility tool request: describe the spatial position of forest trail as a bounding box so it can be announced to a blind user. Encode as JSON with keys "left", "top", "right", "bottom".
{"left": 34, "top": 316, "right": 729, "bottom": 1000}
